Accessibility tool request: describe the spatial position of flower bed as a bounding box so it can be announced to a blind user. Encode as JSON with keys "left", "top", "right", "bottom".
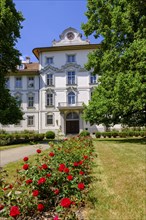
{"left": 0, "top": 136, "right": 95, "bottom": 220}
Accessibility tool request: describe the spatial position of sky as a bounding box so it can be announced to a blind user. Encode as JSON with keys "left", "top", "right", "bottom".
{"left": 13, "top": 0, "right": 101, "bottom": 62}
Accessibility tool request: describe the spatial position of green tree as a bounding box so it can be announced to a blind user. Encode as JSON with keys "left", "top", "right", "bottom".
{"left": 0, "top": 0, "right": 24, "bottom": 124}
{"left": 82, "top": 0, "right": 146, "bottom": 127}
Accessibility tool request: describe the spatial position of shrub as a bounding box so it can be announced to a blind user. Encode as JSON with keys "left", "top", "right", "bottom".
{"left": 79, "top": 130, "right": 90, "bottom": 137}
{"left": 95, "top": 132, "right": 101, "bottom": 138}
{"left": 45, "top": 131, "right": 55, "bottom": 139}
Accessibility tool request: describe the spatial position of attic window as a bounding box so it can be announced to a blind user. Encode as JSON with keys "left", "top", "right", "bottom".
{"left": 18, "top": 64, "right": 25, "bottom": 70}
{"left": 46, "top": 57, "right": 53, "bottom": 65}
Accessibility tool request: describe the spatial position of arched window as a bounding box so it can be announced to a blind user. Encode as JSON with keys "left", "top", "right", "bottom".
{"left": 66, "top": 112, "right": 79, "bottom": 120}
{"left": 68, "top": 91, "right": 75, "bottom": 104}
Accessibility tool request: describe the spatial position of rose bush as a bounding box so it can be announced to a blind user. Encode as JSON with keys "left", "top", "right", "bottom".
{"left": 0, "top": 136, "right": 95, "bottom": 219}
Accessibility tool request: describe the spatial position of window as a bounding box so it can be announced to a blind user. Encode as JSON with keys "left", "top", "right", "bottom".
{"left": 46, "top": 57, "right": 53, "bottom": 65}
{"left": 46, "top": 93, "right": 53, "bottom": 106}
{"left": 5, "top": 77, "right": 10, "bottom": 89}
{"left": 28, "top": 77, "right": 34, "bottom": 88}
{"left": 68, "top": 92, "right": 75, "bottom": 104}
{"left": 90, "top": 73, "right": 97, "bottom": 84}
{"left": 67, "top": 55, "right": 75, "bottom": 63}
{"left": 46, "top": 114, "right": 53, "bottom": 125}
{"left": 15, "top": 93, "right": 22, "bottom": 107}
{"left": 67, "top": 71, "right": 75, "bottom": 85}
{"left": 47, "top": 74, "right": 53, "bottom": 86}
{"left": 27, "top": 116, "right": 34, "bottom": 126}
{"left": 28, "top": 94, "right": 34, "bottom": 108}
{"left": 66, "top": 112, "right": 79, "bottom": 119}
{"left": 15, "top": 77, "right": 22, "bottom": 88}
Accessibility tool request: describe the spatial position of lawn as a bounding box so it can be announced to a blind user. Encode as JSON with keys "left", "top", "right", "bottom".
{"left": 85, "top": 138, "right": 146, "bottom": 220}
{"left": 1, "top": 138, "right": 146, "bottom": 219}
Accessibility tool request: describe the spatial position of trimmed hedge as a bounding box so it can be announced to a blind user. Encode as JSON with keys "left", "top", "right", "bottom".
{"left": 95, "top": 130, "right": 146, "bottom": 138}
{"left": 0, "top": 133, "right": 45, "bottom": 146}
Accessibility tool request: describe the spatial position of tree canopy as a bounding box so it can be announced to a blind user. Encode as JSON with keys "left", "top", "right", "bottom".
{"left": 0, "top": 0, "right": 24, "bottom": 124}
{"left": 82, "top": 0, "right": 146, "bottom": 127}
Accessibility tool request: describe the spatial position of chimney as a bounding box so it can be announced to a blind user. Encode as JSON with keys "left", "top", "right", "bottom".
{"left": 26, "top": 56, "right": 30, "bottom": 63}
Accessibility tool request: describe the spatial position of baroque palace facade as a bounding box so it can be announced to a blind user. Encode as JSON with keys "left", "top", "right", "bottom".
{"left": 1, "top": 27, "right": 105, "bottom": 135}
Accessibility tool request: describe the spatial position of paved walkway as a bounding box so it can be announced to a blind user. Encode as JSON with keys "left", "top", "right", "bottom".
{"left": 0, "top": 143, "right": 50, "bottom": 167}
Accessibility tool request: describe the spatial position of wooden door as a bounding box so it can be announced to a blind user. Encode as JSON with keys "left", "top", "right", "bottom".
{"left": 66, "top": 120, "right": 79, "bottom": 134}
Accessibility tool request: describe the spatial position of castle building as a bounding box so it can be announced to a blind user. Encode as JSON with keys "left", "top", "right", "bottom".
{"left": 1, "top": 27, "right": 104, "bottom": 135}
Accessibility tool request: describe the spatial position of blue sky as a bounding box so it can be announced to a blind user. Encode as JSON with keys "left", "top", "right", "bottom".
{"left": 14, "top": 0, "right": 101, "bottom": 62}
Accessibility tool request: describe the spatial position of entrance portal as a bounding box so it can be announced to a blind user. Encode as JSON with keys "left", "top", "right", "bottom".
{"left": 66, "top": 112, "right": 79, "bottom": 134}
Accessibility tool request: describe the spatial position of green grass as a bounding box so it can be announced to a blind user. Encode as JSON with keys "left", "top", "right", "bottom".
{"left": 85, "top": 138, "right": 146, "bottom": 220}
{"left": 1, "top": 138, "right": 146, "bottom": 220}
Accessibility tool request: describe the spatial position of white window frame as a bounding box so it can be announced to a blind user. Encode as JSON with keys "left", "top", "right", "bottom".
{"left": 27, "top": 76, "right": 34, "bottom": 89}
{"left": 15, "top": 77, "right": 22, "bottom": 88}
{"left": 46, "top": 93, "right": 54, "bottom": 107}
{"left": 27, "top": 93, "right": 35, "bottom": 108}
{"left": 67, "top": 71, "right": 76, "bottom": 85}
{"left": 68, "top": 91, "right": 76, "bottom": 105}
{"left": 66, "top": 54, "right": 76, "bottom": 63}
{"left": 27, "top": 115, "right": 34, "bottom": 127}
{"left": 46, "top": 57, "right": 54, "bottom": 65}
{"left": 90, "top": 73, "right": 97, "bottom": 84}
{"left": 46, "top": 114, "right": 54, "bottom": 125}
{"left": 46, "top": 73, "right": 54, "bottom": 86}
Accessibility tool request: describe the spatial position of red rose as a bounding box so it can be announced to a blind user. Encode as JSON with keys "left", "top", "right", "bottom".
{"left": 78, "top": 182, "right": 85, "bottom": 190}
{"left": 64, "top": 167, "right": 69, "bottom": 173}
{"left": 78, "top": 160, "right": 83, "bottom": 165}
{"left": 67, "top": 175, "right": 73, "bottom": 181}
{"left": 37, "top": 203, "right": 44, "bottom": 212}
{"left": 84, "top": 155, "right": 88, "bottom": 159}
{"left": 49, "top": 152, "right": 55, "bottom": 157}
{"left": 10, "top": 206, "right": 20, "bottom": 217}
{"left": 46, "top": 173, "right": 51, "bottom": 178}
{"left": 38, "top": 177, "right": 46, "bottom": 185}
{"left": 58, "top": 163, "right": 66, "bottom": 172}
{"left": 42, "top": 164, "right": 48, "bottom": 169}
{"left": 23, "top": 156, "right": 28, "bottom": 161}
{"left": 26, "top": 179, "right": 33, "bottom": 184}
{"left": 54, "top": 189, "right": 60, "bottom": 195}
{"left": 79, "top": 171, "right": 84, "bottom": 175}
{"left": 0, "top": 204, "right": 4, "bottom": 211}
{"left": 53, "top": 216, "right": 59, "bottom": 220}
{"left": 37, "top": 149, "right": 41, "bottom": 153}
{"left": 60, "top": 198, "right": 72, "bottom": 208}
{"left": 23, "top": 164, "right": 29, "bottom": 170}
{"left": 32, "top": 190, "right": 39, "bottom": 196}
{"left": 9, "top": 184, "right": 13, "bottom": 189}
{"left": 73, "top": 162, "right": 79, "bottom": 167}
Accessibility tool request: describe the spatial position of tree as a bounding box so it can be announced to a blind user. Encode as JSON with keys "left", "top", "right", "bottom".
{"left": 0, "top": 0, "right": 24, "bottom": 124}
{"left": 82, "top": 0, "right": 146, "bottom": 127}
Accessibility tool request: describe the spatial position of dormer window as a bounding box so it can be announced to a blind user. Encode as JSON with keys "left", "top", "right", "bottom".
{"left": 46, "top": 57, "right": 53, "bottom": 65}
{"left": 67, "top": 55, "right": 75, "bottom": 63}
{"left": 18, "top": 63, "right": 25, "bottom": 70}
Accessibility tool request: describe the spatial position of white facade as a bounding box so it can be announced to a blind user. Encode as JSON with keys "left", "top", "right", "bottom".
{"left": 1, "top": 28, "right": 105, "bottom": 135}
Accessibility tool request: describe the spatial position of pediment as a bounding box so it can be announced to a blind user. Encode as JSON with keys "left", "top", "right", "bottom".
{"left": 40, "top": 65, "right": 62, "bottom": 74}
{"left": 61, "top": 63, "right": 86, "bottom": 72}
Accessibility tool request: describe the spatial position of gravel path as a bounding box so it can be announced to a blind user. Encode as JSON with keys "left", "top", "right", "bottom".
{"left": 0, "top": 143, "right": 50, "bottom": 167}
